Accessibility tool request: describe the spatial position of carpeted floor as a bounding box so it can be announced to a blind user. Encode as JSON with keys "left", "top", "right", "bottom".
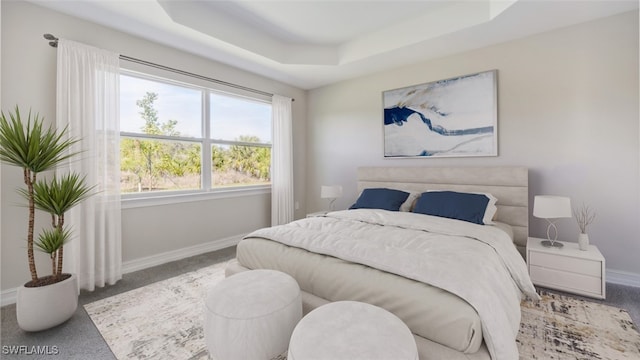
{"left": 83, "top": 263, "right": 640, "bottom": 360}
{"left": 0, "top": 246, "right": 236, "bottom": 360}
{"left": 1, "top": 245, "right": 640, "bottom": 360}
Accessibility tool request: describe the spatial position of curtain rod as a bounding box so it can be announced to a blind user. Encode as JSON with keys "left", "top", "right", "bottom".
{"left": 43, "top": 34, "right": 293, "bottom": 101}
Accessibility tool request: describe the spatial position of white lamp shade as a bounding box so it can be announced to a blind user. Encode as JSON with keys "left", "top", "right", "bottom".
{"left": 533, "top": 196, "right": 572, "bottom": 219}
{"left": 321, "top": 185, "right": 343, "bottom": 199}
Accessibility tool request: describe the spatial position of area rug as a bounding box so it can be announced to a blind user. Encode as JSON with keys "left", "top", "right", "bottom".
{"left": 85, "top": 263, "right": 640, "bottom": 360}
{"left": 519, "top": 291, "right": 640, "bottom": 359}
{"left": 84, "top": 261, "right": 228, "bottom": 360}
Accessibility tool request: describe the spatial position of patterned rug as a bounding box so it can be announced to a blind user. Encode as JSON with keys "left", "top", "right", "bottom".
{"left": 84, "top": 261, "right": 227, "bottom": 360}
{"left": 85, "top": 263, "right": 640, "bottom": 360}
{"left": 519, "top": 291, "right": 640, "bottom": 359}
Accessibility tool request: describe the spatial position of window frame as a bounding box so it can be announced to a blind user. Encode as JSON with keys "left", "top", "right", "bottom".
{"left": 120, "top": 69, "right": 272, "bottom": 208}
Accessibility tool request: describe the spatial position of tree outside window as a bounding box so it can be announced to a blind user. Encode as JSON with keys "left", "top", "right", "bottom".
{"left": 120, "top": 73, "right": 272, "bottom": 195}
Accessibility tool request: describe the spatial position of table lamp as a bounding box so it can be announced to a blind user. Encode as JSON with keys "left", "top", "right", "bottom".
{"left": 321, "top": 185, "right": 342, "bottom": 211}
{"left": 533, "top": 195, "right": 572, "bottom": 248}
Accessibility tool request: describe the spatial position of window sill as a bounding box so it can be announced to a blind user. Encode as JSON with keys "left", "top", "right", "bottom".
{"left": 121, "top": 185, "right": 271, "bottom": 209}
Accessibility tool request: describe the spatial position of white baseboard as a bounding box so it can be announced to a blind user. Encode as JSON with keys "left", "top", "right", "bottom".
{"left": 1, "top": 289, "right": 17, "bottom": 307}
{"left": 122, "top": 234, "right": 243, "bottom": 274}
{"left": 607, "top": 268, "right": 640, "bottom": 288}
{"left": 1, "top": 235, "right": 243, "bottom": 307}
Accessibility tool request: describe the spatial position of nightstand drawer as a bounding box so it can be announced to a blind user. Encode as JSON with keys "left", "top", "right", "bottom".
{"left": 530, "top": 265, "right": 602, "bottom": 295}
{"left": 529, "top": 251, "right": 601, "bottom": 277}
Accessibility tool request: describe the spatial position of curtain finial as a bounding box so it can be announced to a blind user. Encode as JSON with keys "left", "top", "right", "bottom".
{"left": 44, "top": 34, "right": 59, "bottom": 48}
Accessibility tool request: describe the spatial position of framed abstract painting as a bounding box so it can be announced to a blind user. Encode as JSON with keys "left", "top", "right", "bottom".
{"left": 383, "top": 70, "right": 497, "bottom": 158}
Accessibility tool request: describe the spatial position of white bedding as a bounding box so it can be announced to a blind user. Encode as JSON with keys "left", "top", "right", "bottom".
{"left": 245, "top": 209, "right": 539, "bottom": 360}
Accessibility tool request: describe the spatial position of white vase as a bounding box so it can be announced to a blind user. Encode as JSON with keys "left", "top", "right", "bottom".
{"left": 16, "top": 273, "right": 78, "bottom": 332}
{"left": 578, "top": 233, "right": 590, "bottom": 251}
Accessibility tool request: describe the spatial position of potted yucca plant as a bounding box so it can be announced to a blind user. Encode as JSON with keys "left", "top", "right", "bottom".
{"left": 0, "top": 106, "right": 94, "bottom": 331}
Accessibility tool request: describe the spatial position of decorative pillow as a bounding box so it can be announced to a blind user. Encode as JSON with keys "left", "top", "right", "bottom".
{"left": 412, "top": 191, "right": 493, "bottom": 225}
{"left": 350, "top": 188, "right": 410, "bottom": 212}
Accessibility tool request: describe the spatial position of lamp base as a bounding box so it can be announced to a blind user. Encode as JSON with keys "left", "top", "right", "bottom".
{"left": 540, "top": 240, "right": 564, "bottom": 248}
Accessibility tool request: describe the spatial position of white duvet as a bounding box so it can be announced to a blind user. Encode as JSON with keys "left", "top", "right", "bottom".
{"left": 246, "top": 209, "right": 539, "bottom": 360}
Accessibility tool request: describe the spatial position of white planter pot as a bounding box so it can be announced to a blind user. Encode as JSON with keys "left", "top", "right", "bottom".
{"left": 16, "top": 273, "right": 78, "bottom": 332}
{"left": 578, "top": 233, "right": 590, "bottom": 251}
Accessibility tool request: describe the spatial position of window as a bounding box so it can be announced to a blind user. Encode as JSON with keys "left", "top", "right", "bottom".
{"left": 120, "top": 72, "right": 272, "bottom": 199}
{"left": 210, "top": 93, "right": 272, "bottom": 188}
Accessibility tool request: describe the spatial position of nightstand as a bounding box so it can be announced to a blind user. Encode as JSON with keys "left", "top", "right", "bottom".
{"left": 526, "top": 237, "right": 606, "bottom": 299}
{"left": 306, "top": 211, "right": 328, "bottom": 218}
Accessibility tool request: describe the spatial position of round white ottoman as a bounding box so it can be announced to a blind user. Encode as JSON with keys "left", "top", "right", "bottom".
{"left": 205, "top": 270, "right": 302, "bottom": 360}
{"left": 288, "top": 301, "right": 418, "bottom": 360}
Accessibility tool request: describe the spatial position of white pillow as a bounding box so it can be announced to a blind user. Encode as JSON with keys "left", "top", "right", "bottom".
{"left": 482, "top": 193, "right": 498, "bottom": 225}
{"left": 399, "top": 192, "right": 421, "bottom": 212}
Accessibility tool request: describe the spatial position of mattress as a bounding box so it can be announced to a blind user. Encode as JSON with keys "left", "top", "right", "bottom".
{"left": 237, "top": 237, "right": 483, "bottom": 353}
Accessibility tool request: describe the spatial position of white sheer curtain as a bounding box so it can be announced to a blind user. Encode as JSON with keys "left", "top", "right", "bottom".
{"left": 56, "top": 39, "right": 122, "bottom": 291}
{"left": 271, "top": 95, "right": 294, "bottom": 225}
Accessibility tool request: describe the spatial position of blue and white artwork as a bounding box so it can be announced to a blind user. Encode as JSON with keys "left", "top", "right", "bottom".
{"left": 383, "top": 70, "right": 497, "bottom": 158}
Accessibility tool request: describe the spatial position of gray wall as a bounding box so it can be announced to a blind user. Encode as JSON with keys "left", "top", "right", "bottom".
{"left": 0, "top": 1, "right": 307, "bottom": 292}
{"left": 306, "top": 11, "right": 640, "bottom": 281}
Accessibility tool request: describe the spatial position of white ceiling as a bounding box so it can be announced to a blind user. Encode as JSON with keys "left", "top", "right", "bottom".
{"left": 32, "top": 0, "right": 638, "bottom": 90}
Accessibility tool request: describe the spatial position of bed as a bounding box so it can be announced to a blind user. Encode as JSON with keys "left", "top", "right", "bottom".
{"left": 226, "top": 166, "right": 539, "bottom": 360}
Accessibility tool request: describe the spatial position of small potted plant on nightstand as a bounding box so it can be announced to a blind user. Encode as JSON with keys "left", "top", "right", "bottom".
{"left": 574, "top": 204, "right": 596, "bottom": 251}
{"left": 0, "top": 106, "right": 94, "bottom": 331}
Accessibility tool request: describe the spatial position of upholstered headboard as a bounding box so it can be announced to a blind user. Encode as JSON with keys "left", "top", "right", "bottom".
{"left": 357, "top": 166, "right": 529, "bottom": 256}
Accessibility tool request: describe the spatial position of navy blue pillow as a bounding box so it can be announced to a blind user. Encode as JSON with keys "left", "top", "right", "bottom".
{"left": 413, "top": 191, "right": 490, "bottom": 225}
{"left": 350, "top": 188, "right": 410, "bottom": 212}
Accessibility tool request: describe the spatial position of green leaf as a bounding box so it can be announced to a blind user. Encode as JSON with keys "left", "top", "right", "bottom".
{"left": 35, "top": 227, "right": 71, "bottom": 255}
{"left": 0, "top": 106, "right": 81, "bottom": 173}
{"left": 31, "top": 173, "right": 96, "bottom": 216}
